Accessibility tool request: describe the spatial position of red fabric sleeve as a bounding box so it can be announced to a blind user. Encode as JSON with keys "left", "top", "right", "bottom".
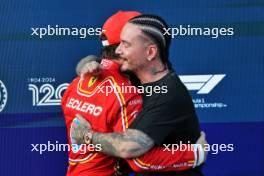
{"left": 126, "top": 146, "right": 197, "bottom": 173}
{"left": 111, "top": 94, "right": 142, "bottom": 132}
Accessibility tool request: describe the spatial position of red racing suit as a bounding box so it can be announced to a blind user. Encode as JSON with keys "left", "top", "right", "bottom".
{"left": 61, "top": 59, "right": 199, "bottom": 176}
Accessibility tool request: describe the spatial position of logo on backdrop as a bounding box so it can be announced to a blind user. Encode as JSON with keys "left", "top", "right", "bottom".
{"left": 0, "top": 80, "right": 8, "bottom": 112}
{"left": 179, "top": 74, "right": 225, "bottom": 94}
{"left": 27, "top": 74, "right": 226, "bottom": 108}
{"left": 179, "top": 74, "right": 227, "bottom": 109}
{"left": 28, "top": 77, "right": 69, "bottom": 106}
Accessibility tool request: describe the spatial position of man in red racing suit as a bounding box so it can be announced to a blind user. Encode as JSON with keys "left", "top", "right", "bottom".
{"left": 61, "top": 58, "right": 204, "bottom": 176}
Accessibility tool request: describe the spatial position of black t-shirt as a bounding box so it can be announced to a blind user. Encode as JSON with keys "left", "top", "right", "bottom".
{"left": 130, "top": 70, "right": 201, "bottom": 145}
{"left": 129, "top": 70, "right": 203, "bottom": 175}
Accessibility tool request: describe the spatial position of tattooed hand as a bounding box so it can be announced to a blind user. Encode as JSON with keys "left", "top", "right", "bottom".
{"left": 70, "top": 114, "right": 93, "bottom": 145}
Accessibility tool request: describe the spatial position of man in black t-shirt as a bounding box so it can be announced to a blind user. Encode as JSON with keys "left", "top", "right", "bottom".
{"left": 71, "top": 14, "right": 204, "bottom": 175}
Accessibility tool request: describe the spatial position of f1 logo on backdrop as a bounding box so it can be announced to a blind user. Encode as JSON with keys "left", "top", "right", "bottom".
{"left": 179, "top": 74, "right": 226, "bottom": 94}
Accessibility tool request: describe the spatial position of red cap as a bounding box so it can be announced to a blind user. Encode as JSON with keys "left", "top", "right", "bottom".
{"left": 101, "top": 10, "right": 141, "bottom": 46}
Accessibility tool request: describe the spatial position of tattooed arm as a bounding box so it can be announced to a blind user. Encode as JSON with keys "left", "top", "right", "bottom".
{"left": 71, "top": 114, "right": 154, "bottom": 158}
{"left": 92, "top": 129, "right": 154, "bottom": 158}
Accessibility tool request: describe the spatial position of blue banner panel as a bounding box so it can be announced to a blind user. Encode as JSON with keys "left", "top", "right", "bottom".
{"left": 0, "top": 0, "right": 263, "bottom": 175}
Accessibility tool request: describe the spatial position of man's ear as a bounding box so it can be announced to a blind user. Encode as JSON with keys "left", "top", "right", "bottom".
{"left": 146, "top": 44, "right": 158, "bottom": 61}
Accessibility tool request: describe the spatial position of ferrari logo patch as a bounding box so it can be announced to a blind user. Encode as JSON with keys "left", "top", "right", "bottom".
{"left": 88, "top": 76, "right": 98, "bottom": 87}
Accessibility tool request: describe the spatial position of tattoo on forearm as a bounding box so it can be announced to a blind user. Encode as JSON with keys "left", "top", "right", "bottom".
{"left": 92, "top": 129, "right": 154, "bottom": 158}
{"left": 92, "top": 132, "right": 119, "bottom": 156}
